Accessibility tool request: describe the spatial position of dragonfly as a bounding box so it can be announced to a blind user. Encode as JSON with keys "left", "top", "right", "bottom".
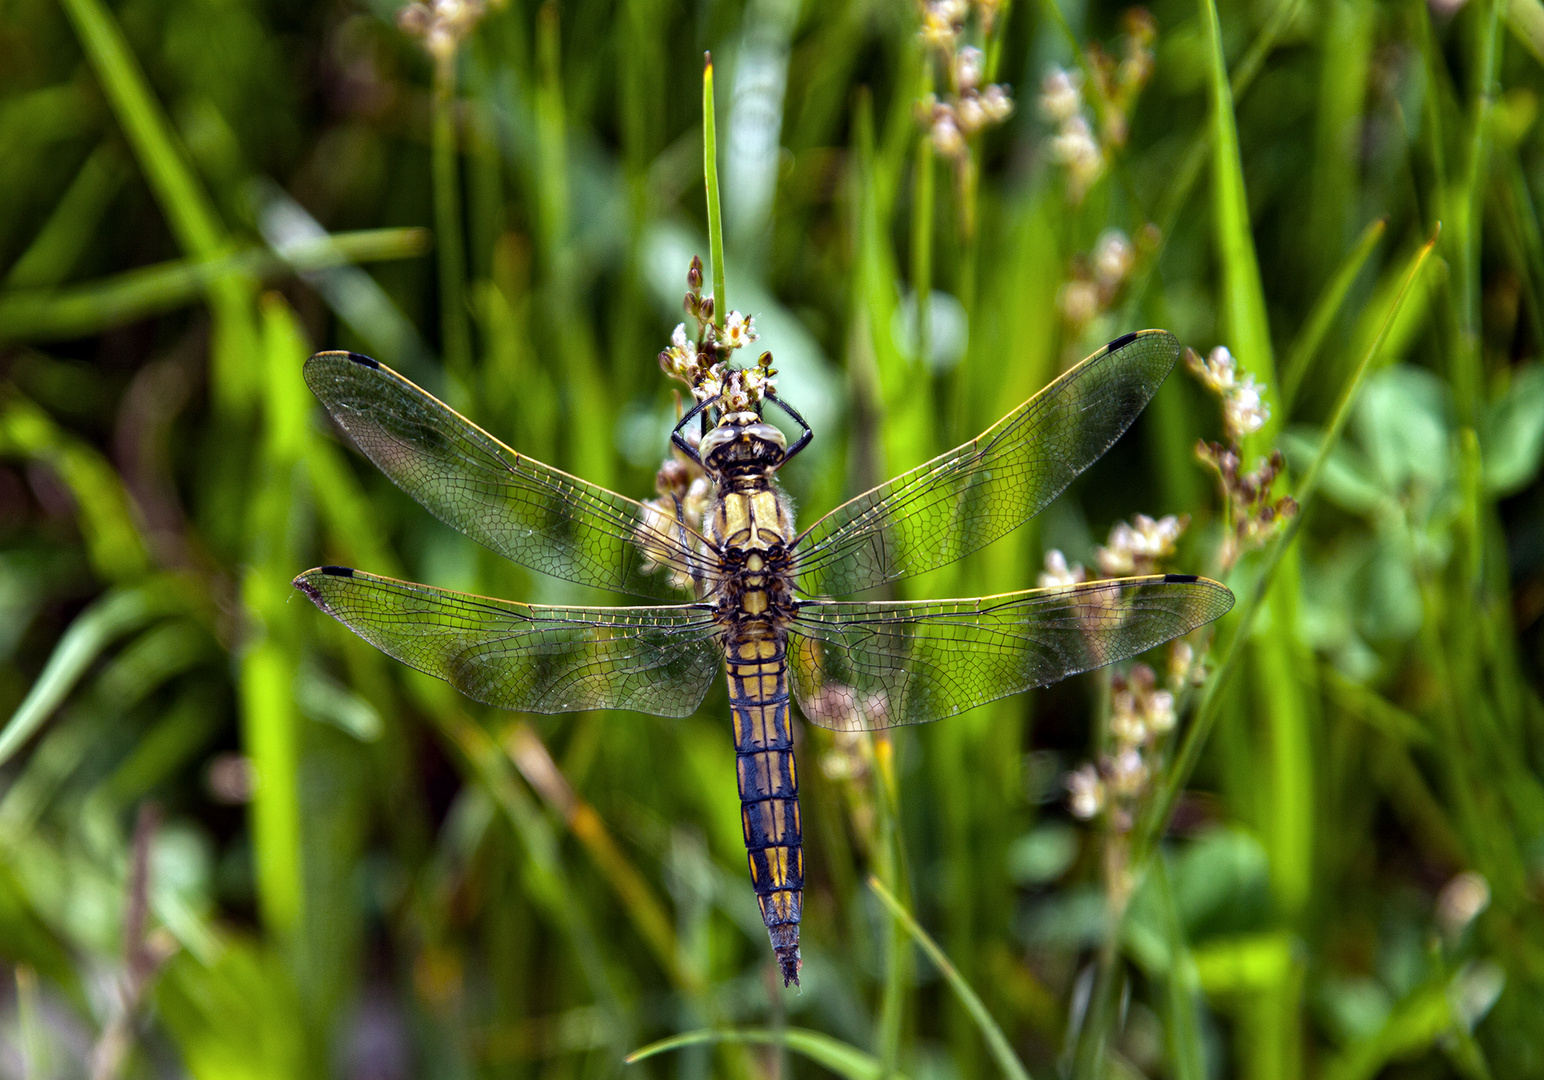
{"left": 293, "top": 329, "right": 1234, "bottom": 987}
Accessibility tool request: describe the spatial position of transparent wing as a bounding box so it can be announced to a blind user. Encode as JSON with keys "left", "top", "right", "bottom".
{"left": 786, "top": 574, "right": 1233, "bottom": 731}
{"left": 294, "top": 566, "right": 723, "bottom": 717}
{"left": 306, "top": 351, "right": 710, "bottom": 601}
{"left": 793, "top": 331, "right": 1181, "bottom": 597}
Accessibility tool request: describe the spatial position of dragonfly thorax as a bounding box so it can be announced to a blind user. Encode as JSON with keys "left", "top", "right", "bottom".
{"left": 700, "top": 413, "right": 787, "bottom": 477}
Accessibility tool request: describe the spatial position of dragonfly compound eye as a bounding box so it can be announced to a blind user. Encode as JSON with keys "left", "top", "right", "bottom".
{"left": 701, "top": 418, "right": 788, "bottom": 472}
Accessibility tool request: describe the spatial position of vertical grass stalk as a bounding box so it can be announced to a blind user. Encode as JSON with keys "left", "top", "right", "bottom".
{"left": 912, "top": 56, "right": 934, "bottom": 373}
{"left": 868, "top": 875, "right": 1033, "bottom": 1080}
{"left": 704, "top": 53, "right": 727, "bottom": 331}
{"left": 871, "top": 734, "right": 909, "bottom": 1075}
{"left": 433, "top": 51, "right": 473, "bottom": 376}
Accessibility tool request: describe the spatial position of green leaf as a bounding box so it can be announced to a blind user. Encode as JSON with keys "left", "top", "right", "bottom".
{"left": 1480, "top": 364, "right": 1544, "bottom": 493}
{"left": 0, "top": 584, "right": 178, "bottom": 767}
{"left": 1191, "top": 931, "right": 1295, "bottom": 995}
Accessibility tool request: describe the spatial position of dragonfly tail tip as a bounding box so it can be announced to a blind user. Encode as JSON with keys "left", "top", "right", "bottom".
{"left": 775, "top": 946, "right": 801, "bottom": 988}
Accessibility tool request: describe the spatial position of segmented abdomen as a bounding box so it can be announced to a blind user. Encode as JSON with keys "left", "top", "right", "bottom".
{"left": 727, "top": 629, "right": 803, "bottom": 987}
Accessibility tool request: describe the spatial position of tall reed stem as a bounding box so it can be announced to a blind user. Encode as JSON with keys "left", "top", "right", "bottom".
{"left": 704, "top": 53, "right": 727, "bottom": 331}
{"left": 433, "top": 50, "right": 472, "bottom": 375}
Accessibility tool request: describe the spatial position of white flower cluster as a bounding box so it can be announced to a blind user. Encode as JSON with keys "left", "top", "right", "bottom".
{"left": 1066, "top": 663, "right": 1175, "bottom": 828}
{"left": 1188, "top": 346, "right": 1271, "bottom": 442}
{"left": 1040, "top": 66, "right": 1104, "bottom": 203}
{"left": 397, "top": 0, "right": 488, "bottom": 59}
{"left": 1096, "top": 512, "right": 1188, "bottom": 577}
{"left": 1186, "top": 346, "right": 1298, "bottom": 571}
{"left": 659, "top": 257, "right": 774, "bottom": 408}
{"left": 1040, "top": 12, "right": 1158, "bottom": 202}
{"left": 661, "top": 312, "right": 770, "bottom": 408}
{"left": 1059, "top": 227, "right": 1144, "bottom": 332}
{"left": 920, "top": 7, "right": 1015, "bottom": 161}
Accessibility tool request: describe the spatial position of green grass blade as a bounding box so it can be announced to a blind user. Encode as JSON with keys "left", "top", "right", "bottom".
{"left": 1152, "top": 858, "right": 1206, "bottom": 1080}
{"left": 627, "top": 1027, "right": 901, "bottom": 1079}
{"left": 0, "top": 584, "right": 176, "bottom": 767}
{"left": 1281, "top": 217, "right": 1386, "bottom": 411}
{"left": 1139, "top": 228, "right": 1440, "bottom": 857}
{"left": 0, "top": 228, "right": 429, "bottom": 341}
{"left": 3, "top": 143, "right": 123, "bottom": 290}
{"left": 1122, "top": 0, "right": 1301, "bottom": 329}
{"left": 704, "top": 52, "right": 726, "bottom": 328}
{"left": 55, "top": 0, "right": 224, "bottom": 258}
{"left": 1510, "top": 0, "right": 1544, "bottom": 64}
{"left": 0, "top": 391, "right": 150, "bottom": 578}
{"left": 1199, "top": 0, "right": 1278, "bottom": 430}
{"left": 868, "top": 875, "right": 1034, "bottom": 1080}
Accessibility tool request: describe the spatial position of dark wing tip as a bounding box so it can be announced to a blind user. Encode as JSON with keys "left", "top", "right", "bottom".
{"left": 294, "top": 566, "right": 355, "bottom": 613}
{"left": 304, "top": 350, "right": 380, "bottom": 372}
{"left": 292, "top": 569, "right": 323, "bottom": 603}
{"left": 1173, "top": 574, "right": 1237, "bottom": 620}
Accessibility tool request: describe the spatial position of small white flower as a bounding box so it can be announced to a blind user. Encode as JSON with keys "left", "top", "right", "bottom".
{"left": 1050, "top": 116, "right": 1104, "bottom": 198}
{"left": 956, "top": 92, "right": 986, "bottom": 134}
{"left": 1106, "top": 747, "right": 1148, "bottom": 797}
{"left": 1066, "top": 764, "right": 1104, "bottom": 819}
{"left": 1224, "top": 374, "right": 1271, "bottom": 439}
{"left": 1096, "top": 513, "right": 1186, "bottom": 577}
{"left": 980, "top": 83, "right": 1014, "bottom": 123}
{"left": 1058, "top": 279, "right": 1100, "bottom": 327}
{"left": 1093, "top": 229, "right": 1134, "bottom": 287}
{"left": 921, "top": 0, "right": 963, "bottom": 48}
{"left": 722, "top": 311, "right": 758, "bottom": 351}
{"left": 1437, "top": 871, "right": 1490, "bottom": 938}
{"left": 1145, "top": 689, "right": 1176, "bottom": 734}
{"left": 1038, "top": 549, "right": 1087, "bottom": 589}
{"left": 1109, "top": 690, "right": 1146, "bottom": 746}
{"left": 955, "top": 46, "right": 983, "bottom": 91}
{"left": 931, "top": 113, "right": 966, "bottom": 157}
{"left": 694, "top": 373, "right": 723, "bottom": 404}
{"left": 1039, "top": 66, "right": 1083, "bottom": 124}
{"left": 1189, "top": 345, "right": 1237, "bottom": 393}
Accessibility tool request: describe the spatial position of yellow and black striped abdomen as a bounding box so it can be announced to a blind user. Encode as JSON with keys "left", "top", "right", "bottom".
{"left": 727, "top": 630, "right": 804, "bottom": 986}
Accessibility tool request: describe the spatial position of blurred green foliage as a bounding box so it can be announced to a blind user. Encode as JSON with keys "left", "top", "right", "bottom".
{"left": 3, "top": 0, "right": 1544, "bottom": 1075}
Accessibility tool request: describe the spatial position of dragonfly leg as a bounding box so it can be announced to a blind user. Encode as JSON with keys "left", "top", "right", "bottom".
{"left": 670, "top": 396, "right": 713, "bottom": 466}
{"left": 763, "top": 392, "right": 813, "bottom": 462}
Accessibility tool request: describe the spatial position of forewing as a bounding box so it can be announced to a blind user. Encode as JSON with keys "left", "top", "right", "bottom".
{"left": 294, "top": 567, "right": 723, "bottom": 717}
{"left": 305, "top": 351, "right": 709, "bottom": 600}
{"left": 786, "top": 575, "right": 1233, "bottom": 731}
{"left": 793, "top": 331, "right": 1181, "bottom": 597}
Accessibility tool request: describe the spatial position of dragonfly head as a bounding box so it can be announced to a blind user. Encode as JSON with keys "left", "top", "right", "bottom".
{"left": 699, "top": 410, "right": 788, "bottom": 476}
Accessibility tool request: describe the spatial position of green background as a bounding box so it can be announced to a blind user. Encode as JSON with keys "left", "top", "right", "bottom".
{"left": 2, "top": 0, "right": 1544, "bottom": 1075}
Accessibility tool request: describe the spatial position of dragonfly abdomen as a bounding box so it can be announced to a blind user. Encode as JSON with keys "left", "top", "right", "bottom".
{"left": 727, "top": 630, "right": 804, "bottom": 987}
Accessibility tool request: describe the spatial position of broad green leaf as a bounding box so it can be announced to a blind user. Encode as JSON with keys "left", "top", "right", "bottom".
{"left": 1481, "top": 364, "right": 1544, "bottom": 493}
